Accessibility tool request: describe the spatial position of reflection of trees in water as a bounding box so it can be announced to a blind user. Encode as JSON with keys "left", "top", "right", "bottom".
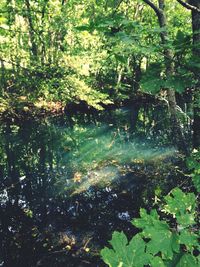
{"left": 0, "top": 120, "right": 71, "bottom": 266}
{"left": 0, "top": 115, "right": 179, "bottom": 266}
{"left": 1, "top": 123, "right": 53, "bottom": 205}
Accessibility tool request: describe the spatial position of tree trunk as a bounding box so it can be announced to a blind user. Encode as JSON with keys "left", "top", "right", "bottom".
{"left": 189, "top": 0, "right": 200, "bottom": 148}
{"left": 0, "top": 59, "right": 6, "bottom": 95}
{"left": 143, "top": 0, "right": 189, "bottom": 154}
{"left": 24, "top": 0, "right": 38, "bottom": 60}
{"left": 40, "top": 0, "right": 49, "bottom": 65}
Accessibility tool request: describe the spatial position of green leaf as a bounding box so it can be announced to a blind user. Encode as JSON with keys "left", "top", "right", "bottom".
{"left": 191, "top": 174, "right": 200, "bottom": 192}
{"left": 101, "top": 232, "right": 151, "bottom": 267}
{"left": 128, "top": 234, "right": 152, "bottom": 266}
{"left": 101, "top": 247, "right": 121, "bottom": 267}
{"left": 132, "top": 209, "right": 169, "bottom": 232}
{"left": 179, "top": 229, "right": 199, "bottom": 251}
{"left": 109, "top": 231, "right": 128, "bottom": 257}
{"left": 163, "top": 188, "right": 196, "bottom": 227}
{"left": 176, "top": 253, "right": 199, "bottom": 267}
{"left": 146, "top": 231, "right": 179, "bottom": 260}
{"left": 101, "top": 186, "right": 199, "bottom": 267}
{"left": 150, "top": 256, "right": 166, "bottom": 267}
{"left": 132, "top": 209, "right": 179, "bottom": 260}
{"left": 140, "top": 63, "right": 163, "bottom": 94}
{"left": 187, "top": 152, "right": 200, "bottom": 192}
{"left": 164, "top": 75, "right": 193, "bottom": 93}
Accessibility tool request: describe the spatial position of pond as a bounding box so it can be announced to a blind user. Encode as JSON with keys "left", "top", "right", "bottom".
{"left": 0, "top": 112, "right": 182, "bottom": 267}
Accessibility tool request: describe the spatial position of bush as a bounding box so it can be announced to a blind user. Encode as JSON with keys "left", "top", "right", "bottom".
{"left": 101, "top": 187, "right": 199, "bottom": 267}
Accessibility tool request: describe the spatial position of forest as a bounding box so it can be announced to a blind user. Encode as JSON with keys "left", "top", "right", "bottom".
{"left": 0, "top": 0, "right": 200, "bottom": 266}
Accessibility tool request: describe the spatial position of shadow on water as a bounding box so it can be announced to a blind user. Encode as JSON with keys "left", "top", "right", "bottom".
{"left": 0, "top": 114, "right": 182, "bottom": 267}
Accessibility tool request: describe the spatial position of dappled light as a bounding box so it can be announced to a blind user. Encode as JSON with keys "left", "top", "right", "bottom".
{"left": 0, "top": 0, "right": 200, "bottom": 266}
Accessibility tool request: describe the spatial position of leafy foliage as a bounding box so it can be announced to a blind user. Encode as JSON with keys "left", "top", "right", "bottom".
{"left": 101, "top": 232, "right": 152, "bottom": 267}
{"left": 187, "top": 150, "right": 200, "bottom": 192}
{"left": 101, "top": 188, "right": 199, "bottom": 267}
{"left": 133, "top": 209, "right": 179, "bottom": 260}
{"left": 140, "top": 63, "right": 163, "bottom": 94}
{"left": 141, "top": 63, "right": 193, "bottom": 94}
{"left": 163, "top": 188, "right": 196, "bottom": 226}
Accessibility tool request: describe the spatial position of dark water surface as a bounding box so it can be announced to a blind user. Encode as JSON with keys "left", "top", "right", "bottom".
{"left": 0, "top": 115, "right": 179, "bottom": 267}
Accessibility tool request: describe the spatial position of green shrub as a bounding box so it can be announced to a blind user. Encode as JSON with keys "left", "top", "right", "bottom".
{"left": 101, "top": 188, "right": 199, "bottom": 267}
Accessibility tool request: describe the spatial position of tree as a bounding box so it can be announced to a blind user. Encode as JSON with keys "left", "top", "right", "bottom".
{"left": 142, "top": 0, "right": 189, "bottom": 154}
{"left": 175, "top": 0, "right": 200, "bottom": 148}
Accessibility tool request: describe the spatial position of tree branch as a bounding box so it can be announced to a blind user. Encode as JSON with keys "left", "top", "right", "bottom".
{"left": 176, "top": 0, "right": 200, "bottom": 13}
{"left": 142, "top": 0, "right": 162, "bottom": 18}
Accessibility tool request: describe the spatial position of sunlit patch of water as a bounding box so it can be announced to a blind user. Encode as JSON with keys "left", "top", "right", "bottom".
{"left": 71, "top": 165, "right": 120, "bottom": 195}
{"left": 0, "top": 117, "right": 181, "bottom": 267}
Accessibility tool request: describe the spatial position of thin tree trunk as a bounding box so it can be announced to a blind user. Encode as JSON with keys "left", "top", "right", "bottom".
{"left": 24, "top": 0, "right": 38, "bottom": 60}
{"left": 40, "top": 0, "right": 49, "bottom": 65}
{"left": 0, "top": 59, "right": 6, "bottom": 95}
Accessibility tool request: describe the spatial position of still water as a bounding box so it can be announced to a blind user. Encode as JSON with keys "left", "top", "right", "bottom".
{"left": 0, "top": 114, "right": 178, "bottom": 267}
